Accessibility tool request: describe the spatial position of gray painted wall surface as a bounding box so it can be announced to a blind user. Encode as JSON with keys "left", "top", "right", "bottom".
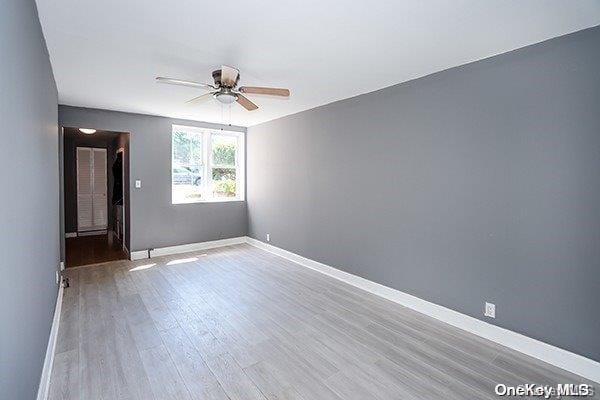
{"left": 247, "top": 26, "right": 600, "bottom": 361}
{"left": 0, "top": 0, "right": 59, "bottom": 398}
{"left": 59, "top": 106, "right": 247, "bottom": 252}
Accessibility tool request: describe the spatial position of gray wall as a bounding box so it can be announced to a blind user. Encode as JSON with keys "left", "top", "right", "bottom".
{"left": 0, "top": 0, "right": 60, "bottom": 398}
{"left": 59, "top": 106, "right": 247, "bottom": 252}
{"left": 247, "top": 26, "right": 600, "bottom": 361}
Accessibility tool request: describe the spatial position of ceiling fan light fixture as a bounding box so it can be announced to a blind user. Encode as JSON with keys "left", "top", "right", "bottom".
{"left": 214, "top": 92, "right": 238, "bottom": 104}
{"left": 79, "top": 128, "right": 97, "bottom": 134}
{"left": 156, "top": 65, "right": 289, "bottom": 112}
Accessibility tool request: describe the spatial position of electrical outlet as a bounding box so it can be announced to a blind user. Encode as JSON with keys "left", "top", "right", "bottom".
{"left": 266, "top": 233, "right": 270, "bottom": 242}
{"left": 484, "top": 302, "right": 496, "bottom": 318}
{"left": 135, "top": 180, "right": 142, "bottom": 188}
{"left": 55, "top": 271, "right": 60, "bottom": 285}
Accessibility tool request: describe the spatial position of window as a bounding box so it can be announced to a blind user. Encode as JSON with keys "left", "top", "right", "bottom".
{"left": 171, "top": 125, "right": 244, "bottom": 204}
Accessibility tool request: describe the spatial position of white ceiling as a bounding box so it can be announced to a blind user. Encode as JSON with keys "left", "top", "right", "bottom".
{"left": 36, "top": 0, "right": 600, "bottom": 127}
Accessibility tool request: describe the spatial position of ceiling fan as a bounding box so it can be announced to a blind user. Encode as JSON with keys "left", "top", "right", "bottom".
{"left": 156, "top": 65, "right": 290, "bottom": 111}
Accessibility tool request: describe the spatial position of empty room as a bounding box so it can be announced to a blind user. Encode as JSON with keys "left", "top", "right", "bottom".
{"left": 1, "top": 1, "right": 600, "bottom": 399}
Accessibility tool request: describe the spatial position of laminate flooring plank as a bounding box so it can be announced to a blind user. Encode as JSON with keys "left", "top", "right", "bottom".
{"left": 138, "top": 288, "right": 179, "bottom": 331}
{"left": 101, "top": 296, "right": 156, "bottom": 400}
{"left": 55, "top": 269, "right": 80, "bottom": 354}
{"left": 244, "top": 361, "right": 306, "bottom": 400}
{"left": 179, "top": 316, "right": 229, "bottom": 361}
{"left": 48, "top": 349, "right": 79, "bottom": 400}
{"left": 112, "top": 264, "right": 138, "bottom": 297}
{"left": 159, "top": 326, "right": 229, "bottom": 400}
{"left": 95, "top": 263, "right": 153, "bottom": 400}
{"left": 186, "top": 297, "right": 265, "bottom": 367}
{"left": 140, "top": 344, "right": 193, "bottom": 400}
{"left": 324, "top": 370, "right": 388, "bottom": 400}
{"left": 204, "top": 352, "right": 268, "bottom": 400}
{"left": 78, "top": 267, "right": 117, "bottom": 400}
{"left": 120, "top": 293, "right": 163, "bottom": 351}
{"left": 258, "top": 347, "right": 343, "bottom": 400}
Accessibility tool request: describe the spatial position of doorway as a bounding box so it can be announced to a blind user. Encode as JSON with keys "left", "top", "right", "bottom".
{"left": 62, "top": 127, "right": 130, "bottom": 267}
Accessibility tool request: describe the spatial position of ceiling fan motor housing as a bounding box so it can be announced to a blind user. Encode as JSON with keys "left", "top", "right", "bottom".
{"left": 212, "top": 69, "right": 240, "bottom": 88}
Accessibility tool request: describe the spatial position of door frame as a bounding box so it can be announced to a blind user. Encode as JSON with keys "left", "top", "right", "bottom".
{"left": 59, "top": 126, "right": 132, "bottom": 265}
{"left": 116, "top": 147, "right": 127, "bottom": 252}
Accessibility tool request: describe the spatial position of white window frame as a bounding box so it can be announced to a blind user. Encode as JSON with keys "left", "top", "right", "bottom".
{"left": 171, "top": 124, "right": 245, "bottom": 204}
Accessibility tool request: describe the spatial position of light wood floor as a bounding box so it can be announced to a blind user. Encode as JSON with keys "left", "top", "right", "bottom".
{"left": 49, "top": 244, "right": 596, "bottom": 400}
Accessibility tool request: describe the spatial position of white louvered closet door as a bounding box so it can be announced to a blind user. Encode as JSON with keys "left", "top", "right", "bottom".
{"left": 77, "top": 147, "right": 107, "bottom": 232}
{"left": 77, "top": 148, "right": 93, "bottom": 230}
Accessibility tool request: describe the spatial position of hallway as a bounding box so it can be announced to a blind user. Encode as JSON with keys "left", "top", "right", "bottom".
{"left": 65, "top": 234, "right": 128, "bottom": 267}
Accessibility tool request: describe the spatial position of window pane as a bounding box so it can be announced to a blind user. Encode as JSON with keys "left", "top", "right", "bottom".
{"left": 172, "top": 129, "right": 204, "bottom": 203}
{"left": 211, "top": 168, "right": 236, "bottom": 198}
{"left": 212, "top": 135, "right": 236, "bottom": 167}
{"left": 173, "top": 129, "right": 202, "bottom": 165}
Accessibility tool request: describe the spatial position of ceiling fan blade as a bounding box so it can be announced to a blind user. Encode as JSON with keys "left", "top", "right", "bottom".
{"left": 221, "top": 65, "right": 239, "bottom": 87}
{"left": 156, "top": 77, "right": 215, "bottom": 90}
{"left": 236, "top": 93, "right": 258, "bottom": 111}
{"left": 239, "top": 86, "right": 290, "bottom": 97}
{"left": 185, "top": 92, "right": 214, "bottom": 104}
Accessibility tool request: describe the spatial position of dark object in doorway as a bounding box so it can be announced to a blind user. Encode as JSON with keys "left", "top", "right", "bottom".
{"left": 112, "top": 151, "right": 123, "bottom": 205}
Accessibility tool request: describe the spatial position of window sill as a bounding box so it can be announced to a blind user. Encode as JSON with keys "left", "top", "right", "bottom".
{"left": 172, "top": 198, "right": 245, "bottom": 205}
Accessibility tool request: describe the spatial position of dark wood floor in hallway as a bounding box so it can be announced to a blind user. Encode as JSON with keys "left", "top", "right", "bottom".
{"left": 65, "top": 234, "right": 128, "bottom": 267}
{"left": 49, "top": 244, "right": 596, "bottom": 399}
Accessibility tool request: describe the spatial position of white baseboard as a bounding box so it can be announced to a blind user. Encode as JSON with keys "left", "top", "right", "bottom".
{"left": 245, "top": 236, "right": 600, "bottom": 383}
{"left": 36, "top": 280, "right": 64, "bottom": 400}
{"left": 64, "top": 232, "right": 77, "bottom": 238}
{"left": 130, "top": 236, "right": 247, "bottom": 261}
{"left": 130, "top": 251, "right": 147, "bottom": 261}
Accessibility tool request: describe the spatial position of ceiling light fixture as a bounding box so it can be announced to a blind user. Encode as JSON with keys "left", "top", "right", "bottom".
{"left": 79, "top": 128, "right": 97, "bottom": 134}
{"left": 214, "top": 91, "right": 238, "bottom": 104}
